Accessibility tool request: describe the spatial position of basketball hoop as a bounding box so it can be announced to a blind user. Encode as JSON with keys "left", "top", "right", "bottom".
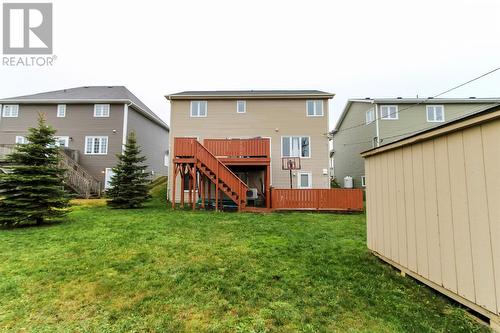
{"left": 282, "top": 157, "right": 301, "bottom": 188}
{"left": 281, "top": 157, "right": 301, "bottom": 170}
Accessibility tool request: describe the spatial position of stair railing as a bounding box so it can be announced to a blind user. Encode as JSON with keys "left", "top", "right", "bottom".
{"left": 194, "top": 140, "right": 248, "bottom": 206}
{"left": 59, "top": 150, "right": 101, "bottom": 198}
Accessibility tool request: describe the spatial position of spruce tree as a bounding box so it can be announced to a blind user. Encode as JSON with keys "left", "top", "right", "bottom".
{"left": 107, "top": 131, "right": 150, "bottom": 208}
{"left": 0, "top": 114, "right": 70, "bottom": 226}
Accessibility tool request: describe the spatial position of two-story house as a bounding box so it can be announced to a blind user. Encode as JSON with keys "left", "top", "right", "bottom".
{"left": 0, "top": 86, "right": 170, "bottom": 196}
{"left": 332, "top": 97, "right": 500, "bottom": 188}
{"left": 166, "top": 90, "right": 334, "bottom": 209}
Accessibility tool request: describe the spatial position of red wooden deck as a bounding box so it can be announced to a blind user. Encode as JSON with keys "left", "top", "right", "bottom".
{"left": 172, "top": 137, "right": 364, "bottom": 213}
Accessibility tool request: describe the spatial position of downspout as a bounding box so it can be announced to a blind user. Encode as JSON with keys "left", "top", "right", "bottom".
{"left": 122, "top": 102, "right": 132, "bottom": 153}
{"left": 374, "top": 103, "right": 380, "bottom": 147}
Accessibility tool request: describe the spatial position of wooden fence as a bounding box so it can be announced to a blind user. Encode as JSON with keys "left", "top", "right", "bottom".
{"left": 271, "top": 188, "right": 364, "bottom": 211}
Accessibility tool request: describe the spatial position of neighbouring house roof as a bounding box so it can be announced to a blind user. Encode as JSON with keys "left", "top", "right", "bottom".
{"left": 0, "top": 86, "right": 169, "bottom": 130}
{"left": 166, "top": 90, "right": 335, "bottom": 100}
{"left": 361, "top": 104, "right": 500, "bottom": 157}
{"left": 333, "top": 97, "right": 500, "bottom": 133}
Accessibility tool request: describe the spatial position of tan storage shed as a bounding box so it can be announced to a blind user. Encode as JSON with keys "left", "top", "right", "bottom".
{"left": 362, "top": 106, "right": 500, "bottom": 331}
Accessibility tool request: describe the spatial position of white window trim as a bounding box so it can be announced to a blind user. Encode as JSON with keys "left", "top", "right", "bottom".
{"left": 57, "top": 104, "right": 66, "bottom": 118}
{"left": 380, "top": 105, "right": 399, "bottom": 120}
{"left": 236, "top": 100, "right": 246, "bottom": 113}
{"left": 426, "top": 105, "right": 445, "bottom": 123}
{"left": 281, "top": 136, "right": 311, "bottom": 159}
{"left": 84, "top": 136, "right": 108, "bottom": 155}
{"left": 93, "top": 104, "right": 110, "bottom": 118}
{"left": 190, "top": 101, "right": 208, "bottom": 118}
{"left": 366, "top": 109, "right": 375, "bottom": 124}
{"left": 306, "top": 100, "right": 324, "bottom": 117}
{"left": 297, "top": 172, "right": 312, "bottom": 189}
{"left": 361, "top": 176, "right": 366, "bottom": 187}
{"left": 2, "top": 105, "right": 19, "bottom": 117}
{"left": 15, "top": 136, "right": 28, "bottom": 144}
{"left": 105, "top": 168, "right": 115, "bottom": 190}
{"left": 54, "top": 136, "right": 70, "bottom": 147}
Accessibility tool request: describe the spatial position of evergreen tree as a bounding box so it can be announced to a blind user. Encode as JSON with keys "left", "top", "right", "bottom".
{"left": 107, "top": 131, "right": 150, "bottom": 208}
{"left": 0, "top": 114, "right": 70, "bottom": 226}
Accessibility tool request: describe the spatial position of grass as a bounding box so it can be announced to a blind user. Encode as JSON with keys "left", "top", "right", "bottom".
{"left": 0, "top": 188, "right": 490, "bottom": 332}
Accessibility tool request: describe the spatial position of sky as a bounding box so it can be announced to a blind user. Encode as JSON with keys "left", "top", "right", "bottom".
{"left": 1, "top": 0, "right": 500, "bottom": 130}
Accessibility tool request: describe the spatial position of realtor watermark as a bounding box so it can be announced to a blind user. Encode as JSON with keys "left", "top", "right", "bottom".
{"left": 2, "top": 3, "right": 56, "bottom": 66}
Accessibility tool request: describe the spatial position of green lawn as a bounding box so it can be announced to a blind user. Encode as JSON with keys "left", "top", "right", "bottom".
{"left": 0, "top": 189, "right": 489, "bottom": 332}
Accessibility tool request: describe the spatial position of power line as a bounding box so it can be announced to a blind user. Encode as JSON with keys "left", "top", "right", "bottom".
{"left": 433, "top": 67, "right": 500, "bottom": 98}
{"left": 332, "top": 67, "right": 500, "bottom": 136}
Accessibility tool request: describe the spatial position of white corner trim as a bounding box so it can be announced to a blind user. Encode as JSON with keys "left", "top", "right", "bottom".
{"left": 375, "top": 104, "right": 380, "bottom": 147}
{"left": 122, "top": 103, "right": 129, "bottom": 153}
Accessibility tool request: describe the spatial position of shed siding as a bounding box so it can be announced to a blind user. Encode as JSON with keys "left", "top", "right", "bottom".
{"left": 365, "top": 117, "right": 500, "bottom": 316}
{"left": 482, "top": 121, "right": 500, "bottom": 313}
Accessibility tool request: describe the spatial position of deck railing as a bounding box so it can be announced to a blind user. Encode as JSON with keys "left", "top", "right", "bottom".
{"left": 203, "top": 138, "right": 270, "bottom": 158}
{"left": 271, "top": 188, "right": 364, "bottom": 211}
{"left": 174, "top": 137, "right": 197, "bottom": 157}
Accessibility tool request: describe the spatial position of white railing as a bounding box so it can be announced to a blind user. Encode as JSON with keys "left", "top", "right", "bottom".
{"left": 0, "top": 144, "right": 101, "bottom": 198}
{"left": 59, "top": 150, "right": 101, "bottom": 198}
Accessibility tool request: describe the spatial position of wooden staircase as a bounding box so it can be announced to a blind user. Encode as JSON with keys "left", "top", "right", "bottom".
{"left": 173, "top": 138, "right": 248, "bottom": 210}
{"left": 1, "top": 144, "right": 101, "bottom": 198}
{"left": 59, "top": 150, "right": 101, "bottom": 198}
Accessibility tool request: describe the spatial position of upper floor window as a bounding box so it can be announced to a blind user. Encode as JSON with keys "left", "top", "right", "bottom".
{"left": 366, "top": 109, "right": 375, "bottom": 124}
{"left": 380, "top": 105, "right": 398, "bottom": 120}
{"left": 426, "top": 105, "right": 445, "bottom": 122}
{"left": 190, "top": 101, "right": 207, "bottom": 117}
{"left": 57, "top": 104, "right": 66, "bottom": 117}
{"left": 236, "top": 100, "right": 246, "bottom": 113}
{"left": 85, "top": 136, "right": 108, "bottom": 155}
{"left": 361, "top": 176, "right": 366, "bottom": 187}
{"left": 306, "top": 100, "right": 323, "bottom": 116}
{"left": 2, "top": 105, "right": 19, "bottom": 117}
{"left": 94, "top": 104, "right": 110, "bottom": 117}
{"left": 15, "top": 136, "right": 28, "bottom": 144}
{"left": 282, "top": 136, "right": 310, "bottom": 158}
{"left": 297, "top": 172, "right": 312, "bottom": 188}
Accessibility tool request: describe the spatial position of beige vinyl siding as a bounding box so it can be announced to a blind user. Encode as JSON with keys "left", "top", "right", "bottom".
{"left": 169, "top": 99, "right": 330, "bottom": 202}
{"left": 364, "top": 114, "right": 500, "bottom": 320}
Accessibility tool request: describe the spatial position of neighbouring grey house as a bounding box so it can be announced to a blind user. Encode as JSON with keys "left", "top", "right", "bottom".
{"left": 0, "top": 86, "right": 170, "bottom": 196}
{"left": 331, "top": 97, "right": 500, "bottom": 188}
